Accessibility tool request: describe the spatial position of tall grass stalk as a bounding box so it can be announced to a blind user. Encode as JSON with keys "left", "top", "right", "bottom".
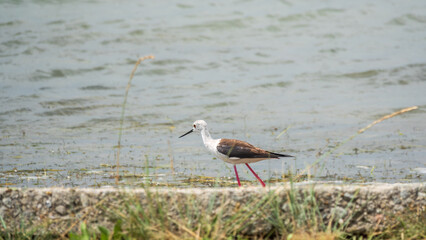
{"left": 116, "top": 55, "right": 155, "bottom": 184}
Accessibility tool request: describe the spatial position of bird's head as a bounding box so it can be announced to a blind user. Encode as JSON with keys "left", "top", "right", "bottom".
{"left": 179, "top": 120, "right": 207, "bottom": 138}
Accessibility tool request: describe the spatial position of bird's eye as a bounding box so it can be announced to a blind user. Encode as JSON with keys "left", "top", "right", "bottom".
{"left": 193, "top": 124, "right": 196, "bottom": 128}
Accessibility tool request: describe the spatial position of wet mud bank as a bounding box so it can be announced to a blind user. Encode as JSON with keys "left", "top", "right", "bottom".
{"left": 0, "top": 183, "right": 424, "bottom": 236}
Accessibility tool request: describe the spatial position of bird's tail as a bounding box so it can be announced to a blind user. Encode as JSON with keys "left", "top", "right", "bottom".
{"left": 267, "top": 151, "right": 294, "bottom": 158}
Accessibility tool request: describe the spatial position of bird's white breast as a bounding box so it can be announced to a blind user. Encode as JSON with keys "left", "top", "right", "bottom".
{"left": 203, "top": 138, "right": 228, "bottom": 161}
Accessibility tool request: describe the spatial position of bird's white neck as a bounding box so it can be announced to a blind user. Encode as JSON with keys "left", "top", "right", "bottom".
{"left": 200, "top": 128, "right": 214, "bottom": 143}
{"left": 200, "top": 127, "right": 220, "bottom": 156}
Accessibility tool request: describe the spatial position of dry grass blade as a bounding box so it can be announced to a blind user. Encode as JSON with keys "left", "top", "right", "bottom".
{"left": 276, "top": 125, "right": 292, "bottom": 140}
{"left": 60, "top": 198, "right": 107, "bottom": 238}
{"left": 116, "top": 55, "right": 155, "bottom": 185}
{"left": 294, "top": 105, "right": 419, "bottom": 182}
{"left": 169, "top": 218, "right": 200, "bottom": 240}
{"left": 358, "top": 106, "right": 418, "bottom": 134}
{"left": 168, "top": 139, "right": 174, "bottom": 174}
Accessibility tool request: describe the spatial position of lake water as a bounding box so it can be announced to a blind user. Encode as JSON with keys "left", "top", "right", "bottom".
{"left": 1, "top": 0, "right": 425, "bottom": 187}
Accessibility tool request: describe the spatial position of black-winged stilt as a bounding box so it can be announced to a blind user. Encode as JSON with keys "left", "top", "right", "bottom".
{"left": 179, "top": 120, "right": 293, "bottom": 187}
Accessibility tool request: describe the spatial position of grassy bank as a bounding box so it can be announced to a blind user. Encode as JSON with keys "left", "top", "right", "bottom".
{"left": 0, "top": 184, "right": 424, "bottom": 240}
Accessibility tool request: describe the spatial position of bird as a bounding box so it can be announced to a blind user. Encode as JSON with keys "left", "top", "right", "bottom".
{"left": 179, "top": 120, "right": 293, "bottom": 187}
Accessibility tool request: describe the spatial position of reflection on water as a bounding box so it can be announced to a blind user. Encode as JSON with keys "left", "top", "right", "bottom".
{"left": 0, "top": 0, "right": 425, "bottom": 187}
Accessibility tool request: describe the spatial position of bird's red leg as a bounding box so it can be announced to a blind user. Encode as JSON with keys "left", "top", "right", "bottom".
{"left": 234, "top": 165, "right": 241, "bottom": 187}
{"left": 245, "top": 163, "right": 266, "bottom": 187}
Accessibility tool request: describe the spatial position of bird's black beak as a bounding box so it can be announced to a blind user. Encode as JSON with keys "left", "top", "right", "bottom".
{"left": 179, "top": 129, "right": 193, "bottom": 138}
